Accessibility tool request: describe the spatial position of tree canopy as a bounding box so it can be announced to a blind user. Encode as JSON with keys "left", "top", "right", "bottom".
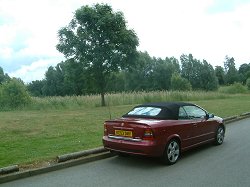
{"left": 180, "top": 54, "right": 218, "bottom": 91}
{"left": 0, "top": 67, "right": 31, "bottom": 110}
{"left": 0, "top": 67, "right": 10, "bottom": 84}
{"left": 56, "top": 3, "right": 139, "bottom": 106}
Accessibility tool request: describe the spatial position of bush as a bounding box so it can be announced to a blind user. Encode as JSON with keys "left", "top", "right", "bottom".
{"left": 219, "top": 82, "right": 247, "bottom": 94}
{"left": 0, "top": 79, "right": 31, "bottom": 110}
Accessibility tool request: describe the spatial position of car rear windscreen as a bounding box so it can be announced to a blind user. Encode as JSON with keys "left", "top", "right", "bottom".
{"left": 127, "top": 107, "right": 162, "bottom": 116}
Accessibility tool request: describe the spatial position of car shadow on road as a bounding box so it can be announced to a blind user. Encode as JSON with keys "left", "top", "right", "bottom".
{"left": 107, "top": 154, "right": 163, "bottom": 169}
{"left": 106, "top": 142, "right": 225, "bottom": 169}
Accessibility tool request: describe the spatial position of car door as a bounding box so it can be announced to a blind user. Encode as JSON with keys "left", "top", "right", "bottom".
{"left": 182, "top": 105, "right": 209, "bottom": 144}
{"left": 177, "top": 106, "right": 196, "bottom": 149}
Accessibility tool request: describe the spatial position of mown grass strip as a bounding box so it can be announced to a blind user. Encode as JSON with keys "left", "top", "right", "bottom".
{"left": 0, "top": 94, "right": 249, "bottom": 168}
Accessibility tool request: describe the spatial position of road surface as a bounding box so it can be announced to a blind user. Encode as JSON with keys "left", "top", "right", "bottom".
{"left": 2, "top": 118, "right": 250, "bottom": 187}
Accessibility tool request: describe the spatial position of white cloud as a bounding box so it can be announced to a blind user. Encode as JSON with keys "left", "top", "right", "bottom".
{"left": 117, "top": 0, "right": 250, "bottom": 68}
{"left": 0, "top": 47, "right": 13, "bottom": 59}
{"left": 1, "top": 0, "right": 250, "bottom": 82}
{"left": 0, "top": 24, "right": 16, "bottom": 45}
{"left": 9, "top": 58, "right": 62, "bottom": 83}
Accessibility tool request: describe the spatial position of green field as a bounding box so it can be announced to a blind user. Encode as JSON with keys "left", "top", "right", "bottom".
{"left": 0, "top": 93, "right": 250, "bottom": 168}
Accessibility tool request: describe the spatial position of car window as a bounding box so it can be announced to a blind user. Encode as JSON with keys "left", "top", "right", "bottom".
{"left": 183, "top": 105, "right": 206, "bottom": 119}
{"left": 178, "top": 107, "right": 189, "bottom": 119}
{"left": 127, "top": 107, "right": 162, "bottom": 116}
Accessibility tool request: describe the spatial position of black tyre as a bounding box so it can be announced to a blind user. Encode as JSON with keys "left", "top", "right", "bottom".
{"left": 214, "top": 126, "right": 225, "bottom": 145}
{"left": 162, "top": 139, "right": 180, "bottom": 165}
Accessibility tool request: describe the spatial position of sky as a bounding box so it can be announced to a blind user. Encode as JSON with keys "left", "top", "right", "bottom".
{"left": 0, "top": 0, "right": 250, "bottom": 83}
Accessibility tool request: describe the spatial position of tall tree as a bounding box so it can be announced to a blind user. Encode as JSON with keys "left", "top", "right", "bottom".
{"left": 56, "top": 3, "right": 139, "bottom": 106}
{"left": 125, "top": 51, "right": 154, "bottom": 91}
{"left": 151, "top": 57, "right": 180, "bottom": 90}
{"left": 60, "top": 59, "right": 86, "bottom": 95}
{"left": 0, "top": 66, "right": 10, "bottom": 84}
{"left": 200, "top": 60, "right": 218, "bottom": 91}
{"left": 42, "top": 66, "right": 64, "bottom": 96}
{"left": 180, "top": 54, "right": 193, "bottom": 82}
{"left": 0, "top": 67, "right": 5, "bottom": 84}
{"left": 180, "top": 54, "right": 202, "bottom": 89}
{"left": 224, "top": 56, "right": 238, "bottom": 84}
{"left": 27, "top": 80, "right": 45, "bottom": 97}
{"left": 238, "top": 63, "right": 250, "bottom": 84}
{"left": 215, "top": 66, "right": 225, "bottom": 85}
{"left": 105, "top": 71, "right": 126, "bottom": 92}
{"left": 180, "top": 54, "right": 218, "bottom": 90}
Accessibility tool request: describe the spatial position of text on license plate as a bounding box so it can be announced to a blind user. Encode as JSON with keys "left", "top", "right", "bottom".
{"left": 115, "top": 130, "right": 133, "bottom": 137}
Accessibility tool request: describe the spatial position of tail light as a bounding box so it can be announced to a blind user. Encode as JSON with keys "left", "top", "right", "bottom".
{"left": 143, "top": 128, "right": 154, "bottom": 141}
{"left": 104, "top": 123, "right": 107, "bottom": 136}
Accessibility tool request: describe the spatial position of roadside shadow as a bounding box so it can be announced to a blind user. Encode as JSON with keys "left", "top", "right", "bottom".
{"left": 106, "top": 142, "right": 228, "bottom": 169}
{"left": 180, "top": 143, "right": 214, "bottom": 159}
{"left": 107, "top": 154, "right": 163, "bottom": 169}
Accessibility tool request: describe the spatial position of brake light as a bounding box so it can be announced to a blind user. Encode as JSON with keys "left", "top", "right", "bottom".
{"left": 104, "top": 123, "right": 107, "bottom": 136}
{"left": 143, "top": 129, "right": 154, "bottom": 141}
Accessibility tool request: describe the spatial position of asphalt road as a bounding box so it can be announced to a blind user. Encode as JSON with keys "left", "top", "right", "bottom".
{"left": 2, "top": 118, "right": 250, "bottom": 187}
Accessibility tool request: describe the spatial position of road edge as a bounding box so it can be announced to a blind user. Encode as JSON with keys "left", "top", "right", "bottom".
{"left": 0, "top": 152, "right": 112, "bottom": 184}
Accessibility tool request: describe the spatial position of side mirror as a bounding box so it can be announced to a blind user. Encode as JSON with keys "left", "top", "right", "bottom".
{"left": 206, "top": 113, "right": 214, "bottom": 119}
{"left": 206, "top": 113, "right": 214, "bottom": 120}
{"left": 209, "top": 113, "right": 214, "bottom": 118}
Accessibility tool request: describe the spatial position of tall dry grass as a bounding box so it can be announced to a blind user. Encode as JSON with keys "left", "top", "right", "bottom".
{"left": 28, "top": 91, "right": 230, "bottom": 110}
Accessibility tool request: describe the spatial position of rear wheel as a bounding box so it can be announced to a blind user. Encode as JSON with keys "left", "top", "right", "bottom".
{"left": 214, "top": 126, "right": 225, "bottom": 145}
{"left": 162, "top": 139, "right": 180, "bottom": 165}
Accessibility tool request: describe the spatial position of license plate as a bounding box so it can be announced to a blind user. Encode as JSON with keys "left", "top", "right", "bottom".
{"left": 115, "top": 130, "right": 132, "bottom": 137}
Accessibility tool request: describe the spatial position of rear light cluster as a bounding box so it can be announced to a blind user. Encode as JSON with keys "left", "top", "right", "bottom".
{"left": 104, "top": 123, "right": 107, "bottom": 136}
{"left": 143, "top": 128, "right": 154, "bottom": 141}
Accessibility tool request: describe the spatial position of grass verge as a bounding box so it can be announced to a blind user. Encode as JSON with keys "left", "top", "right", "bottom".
{"left": 0, "top": 94, "right": 250, "bottom": 168}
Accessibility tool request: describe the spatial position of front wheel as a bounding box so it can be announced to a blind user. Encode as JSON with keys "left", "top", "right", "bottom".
{"left": 214, "top": 126, "right": 225, "bottom": 145}
{"left": 162, "top": 139, "right": 180, "bottom": 165}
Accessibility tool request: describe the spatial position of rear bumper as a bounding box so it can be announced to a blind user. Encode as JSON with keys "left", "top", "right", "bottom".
{"left": 102, "top": 136, "right": 163, "bottom": 157}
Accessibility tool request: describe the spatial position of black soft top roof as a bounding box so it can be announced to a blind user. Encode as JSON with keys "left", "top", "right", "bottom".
{"left": 123, "top": 102, "right": 196, "bottom": 120}
{"left": 139, "top": 102, "right": 195, "bottom": 108}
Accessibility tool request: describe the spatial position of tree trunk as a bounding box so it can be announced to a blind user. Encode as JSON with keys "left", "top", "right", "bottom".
{"left": 101, "top": 92, "right": 106, "bottom": 106}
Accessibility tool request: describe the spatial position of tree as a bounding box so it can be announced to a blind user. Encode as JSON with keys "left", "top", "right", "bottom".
{"left": 215, "top": 66, "right": 225, "bottom": 85}
{"left": 42, "top": 66, "right": 64, "bottom": 96}
{"left": 27, "top": 80, "right": 45, "bottom": 97}
{"left": 170, "top": 73, "right": 192, "bottom": 91}
{"left": 56, "top": 4, "right": 139, "bottom": 106}
{"left": 224, "top": 56, "right": 238, "bottom": 84}
{"left": 180, "top": 54, "right": 204, "bottom": 89}
{"left": 200, "top": 60, "right": 218, "bottom": 91}
{"left": 59, "top": 59, "right": 86, "bottom": 95}
{"left": 106, "top": 71, "right": 126, "bottom": 92}
{"left": 246, "top": 78, "right": 250, "bottom": 90}
{"left": 238, "top": 63, "right": 250, "bottom": 84}
{"left": 180, "top": 54, "right": 193, "bottom": 82}
{"left": 0, "top": 67, "right": 5, "bottom": 84}
{"left": 124, "top": 51, "right": 154, "bottom": 91}
{"left": 180, "top": 54, "right": 218, "bottom": 91}
{"left": 150, "top": 57, "right": 180, "bottom": 90}
{"left": 0, "top": 78, "right": 31, "bottom": 109}
{"left": 0, "top": 66, "right": 10, "bottom": 84}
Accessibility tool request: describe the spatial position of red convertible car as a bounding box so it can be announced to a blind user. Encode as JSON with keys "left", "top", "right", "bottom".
{"left": 102, "top": 102, "right": 225, "bottom": 165}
